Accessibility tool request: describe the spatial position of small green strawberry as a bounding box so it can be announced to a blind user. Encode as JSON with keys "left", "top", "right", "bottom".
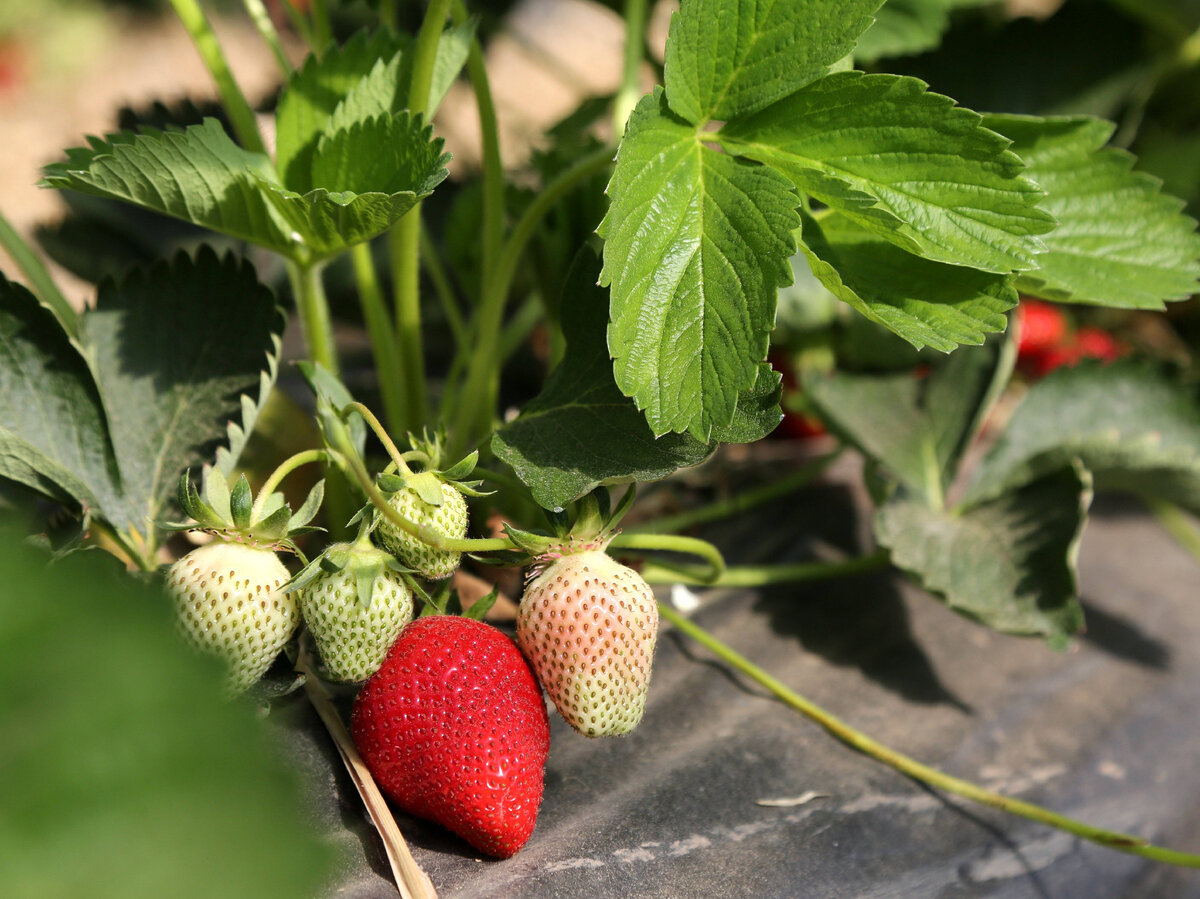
{"left": 517, "top": 540, "right": 658, "bottom": 737}
{"left": 371, "top": 436, "right": 487, "bottom": 580}
{"left": 162, "top": 466, "right": 324, "bottom": 695}
{"left": 286, "top": 536, "right": 414, "bottom": 682}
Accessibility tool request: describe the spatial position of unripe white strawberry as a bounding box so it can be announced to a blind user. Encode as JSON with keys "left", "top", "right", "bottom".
{"left": 166, "top": 540, "right": 299, "bottom": 695}
{"left": 517, "top": 548, "right": 658, "bottom": 737}
{"left": 374, "top": 481, "right": 468, "bottom": 580}
{"left": 294, "top": 543, "right": 414, "bottom": 682}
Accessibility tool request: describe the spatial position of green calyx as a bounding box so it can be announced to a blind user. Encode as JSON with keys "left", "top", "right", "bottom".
{"left": 376, "top": 430, "right": 492, "bottom": 503}
{"left": 162, "top": 467, "right": 324, "bottom": 555}
{"left": 284, "top": 534, "right": 410, "bottom": 610}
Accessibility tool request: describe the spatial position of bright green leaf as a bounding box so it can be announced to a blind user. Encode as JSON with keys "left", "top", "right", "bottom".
{"left": 875, "top": 465, "right": 1090, "bottom": 647}
{"left": 599, "top": 89, "right": 798, "bottom": 440}
{"left": 0, "top": 535, "right": 333, "bottom": 898}
{"left": 805, "top": 337, "right": 1013, "bottom": 507}
{"left": 965, "top": 361, "right": 1200, "bottom": 514}
{"left": 798, "top": 210, "right": 1017, "bottom": 351}
{"left": 0, "top": 276, "right": 120, "bottom": 514}
{"left": 987, "top": 114, "right": 1200, "bottom": 309}
{"left": 722, "top": 72, "right": 1055, "bottom": 273}
{"left": 79, "top": 248, "right": 284, "bottom": 536}
{"left": 42, "top": 120, "right": 292, "bottom": 255}
{"left": 663, "top": 0, "right": 882, "bottom": 123}
{"left": 275, "top": 29, "right": 409, "bottom": 192}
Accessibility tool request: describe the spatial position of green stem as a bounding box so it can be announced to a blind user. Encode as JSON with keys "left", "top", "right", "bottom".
{"left": 451, "top": 0, "right": 503, "bottom": 290}
{"left": 377, "top": 0, "right": 397, "bottom": 30}
{"left": 627, "top": 449, "right": 843, "bottom": 534}
{"left": 287, "top": 261, "right": 339, "bottom": 376}
{"left": 612, "top": 0, "right": 647, "bottom": 135}
{"left": 640, "top": 548, "right": 889, "bottom": 587}
{"left": 350, "top": 243, "right": 407, "bottom": 435}
{"left": 309, "top": 0, "right": 332, "bottom": 52}
{"left": 279, "top": 0, "right": 315, "bottom": 48}
{"left": 658, "top": 602, "right": 1200, "bottom": 868}
{"left": 342, "top": 402, "right": 410, "bottom": 473}
{"left": 92, "top": 519, "right": 156, "bottom": 573}
{"left": 450, "top": 142, "right": 614, "bottom": 451}
{"left": 167, "top": 0, "right": 266, "bottom": 154}
{"left": 1143, "top": 496, "right": 1200, "bottom": 564}
{"left": 242, "top": 0, "right": 292, "bottom": 74}
{"left": 498, "top": 294, "right": 543, "bottom": 363}
{"left": 251, "top": 448, "right": 329, "bottom": 523}
{"left": 419, "top": 223, "right": 466, "bottom": 350}
{"left": 0, "top": 207, "right": 76, "bottom": 339}
{"left": 608, "top": 532, "right": 725, "bottom": 584}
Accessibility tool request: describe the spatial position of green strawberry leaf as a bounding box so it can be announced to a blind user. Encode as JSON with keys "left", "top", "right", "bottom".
{"left": 79, "top": 248, "right": 285, "bottom": 536}
{"left": 495, "top": 250, "right": 779, "bottom": 510}
{"left": 662, "top": 0, "right": 882, "bottom": 123}
{"left": 875, "top": 465, "right": 1090, "bottom": 647}
{"left": 0, "top": 533, "right": 333, "bottom": 898}
{"left": 0, "top": 276, "right": 121, "bottom": 515}
{"left": 965, "top": 361, "right": 1200, "bottom": 514}
{"left": 805, "top": 335, "right": 1014, "bottom": 508}
{"left": 722, "top": 72, "right": 1055, "bottom": 274}
{"left": 855, "top": 0, "right": 991, "bottom": 63}
{"left": 599, "top": 89, "right": 798, "bottom": 440}
{"left": 798, "top": 210, "right": 1017, "bottom": 351}
{"left": 985, "top": 114, "right": 1200, "bottom": 309}
{"left": 42, "top": 120, "right": 292, "bottom": 254}
{"left": 309, "top": 111, "right": 449, "bottom": 199}
{"left": 274, "top": 29, "right": 410, "bottom": 192}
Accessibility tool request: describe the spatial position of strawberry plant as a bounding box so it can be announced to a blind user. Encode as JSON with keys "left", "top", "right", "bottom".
{"left": 4, "top": 0, "right": 1200, "bottom": 891}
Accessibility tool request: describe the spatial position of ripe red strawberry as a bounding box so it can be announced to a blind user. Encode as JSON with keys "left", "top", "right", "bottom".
{"left": 517, "top": 546, "right": 658, "bottom": 737}
{"left": 1016, "top": 298, "right": 1068, "bottom": 357}
{"left": 351, "top": 616, "right": 550, "bottom": 858}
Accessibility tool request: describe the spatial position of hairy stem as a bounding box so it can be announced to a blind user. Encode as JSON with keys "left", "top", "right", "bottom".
{"left": 0, "top": 207, "right": 76, "bottom": 338}
{"left": 658, "top": 602, "right": 1200, "bottom": 868}
{"left": 350, "top": 243, "right": 407, "bottom": 435}
{"left": 167, "top": 0, "right": 266, "bottom": 154}
{"left": 641, "top": 548, "right": 890, "bottom": 587}
{"left": 450, "top": 142, "right": 614, "bottom": 452}
{"left": 342, "top": 402, "right": 411, "bottom": 473}
{"left": 627, "top": 449, "right": 843, "bottom": 535}
{"left": 612, "top": 0, "right": 647, "bottom": 135}
{"left": 287, "top": 261, "right": 339, "bottom": 376}
{"left": 251, "top": 448, "right": 330, "bottom": 523}
{"left": 608, "top": 532, "right": 725, "bottom": 584}
{"left": 242, "top": 0, "right": 292, "bottom": 74}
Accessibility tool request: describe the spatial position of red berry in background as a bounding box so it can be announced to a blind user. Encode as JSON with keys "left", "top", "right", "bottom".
{"left": 351, "top": 616, "right": 551, "bottom": 858}
{"left": 0, "top": 38, "right": 26, "bottom": 95}
{"left": 769, "top": 351, "right": 827, "bottom": 440}
{"left": 1016, "top": 299, "right": 1068, "bottom": 358}
{"left": 1073, "top": 326, "right": 1125, "bottom": 362}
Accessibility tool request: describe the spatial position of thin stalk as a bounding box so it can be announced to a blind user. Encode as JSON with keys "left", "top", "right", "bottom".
{"left": 387, "top": 0, "right": 451, "bottom": 435}
{"left": 167, "top": 0, "right": 266, "bottom": 154}
{"left": 242, "top": 0, "right": 292, "bottom": 75}
{"left": 0, "top": 207, "right": 76, "bottom": 338}
{"left": 612, "top": 0, "right": 647, "bottom": 135}
{"left": 450, "top": 143, "right": 614, "bottom": 451}
{"left": 608, "top": 532, "right": 725, "bottom": 584}
{"left": 297, "top": 636, "right": 439, "bottom": 899}
{"left": 627, "top": 449, "right": 843, "bottom": 535}
{"left": 287, "top": 260, "right": 340, "bottom": 376}
{"left": 342, "top": 402, "right": 410, "bottom": 473}
{"left": 640, "top": 548, "right": 889, "bottom": 587}
{"left": 377, "top": 0, "right": 398, "bottom": 30}
{"left": 280, "top": 0, "right": 315, "bottom": 48}
{"left": 309, "top": 0, "right": 332, "bottom": 52}
{"left": 497, "top": 294, "right": 543, "bottom": 363}
{"left": 1143, "top": 496, "right": 1200, "bottom": 564}
{"left": 658, "top": 602, "right": 1200, "bottom": 868}
{"left": 251, "top": 448, "right": 329, "bottom": 522}
{"left": 350, "top": 243, "right": 407, "bottom": 434}
{"left": 91, "top": 519, "right": 157, "bottom": 573}
{"left": 451, "top": 0, "right": 503, "bottom": 290}
{"left": 419, "top": 224, "right": 466, "bottom": 349}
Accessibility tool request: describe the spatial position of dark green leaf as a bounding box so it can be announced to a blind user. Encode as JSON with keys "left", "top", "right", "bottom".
{"left": 798, "top": 210, "right": 1017, "bottom": 351}
{"left": 855, "top": 0, "right": 991, "bottom": 63}
{"left": 965, "top": 361, "right": 1200, "bottom": 514}
{"left": 0, "top": 534, "right": 333, "bottom": 898}
{"left": 875, "top": 465, "right": 1090, "bottom": 647}
{"left": 709, "top": 362, "right": 782, "bottom": 443}
{"left": 663, "top": 0, "right": 882, "bottom": 123}
{"left": 599, "top": 89, "right": 798, "bottom": 440}
{"left": 805, "top": 336, "right": 1013, "bottom": 507}
{"left": 0, "top": 276, "right": 120, "bottom": 513}
{"left": 229, "top": 475, "right": 253, "bottom": 529}
{"left": 722, "top": 72, "right": 1055, "bottom": 273}
{"left": 79, "top": 248, "right": 284, "bottom": 535}
{"left": 310, "top": 111, "right": 449, "bottom": 198}
{"left": 987, "top": 114, "right": 1200, "bottom": 309}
